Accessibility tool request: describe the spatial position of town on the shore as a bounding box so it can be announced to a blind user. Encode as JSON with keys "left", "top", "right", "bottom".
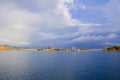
{"left": 0, "top": 45, "right": 97, "bottom": 52}
{"left": 0, "top": 45, "right": 120, "bottom": 52}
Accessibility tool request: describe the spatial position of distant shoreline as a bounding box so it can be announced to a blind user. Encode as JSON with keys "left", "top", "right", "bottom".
{"left": 104, "top": 45, "right": 120, "bottom": 51}
{"left": 1, "top": 45, "right": 120, "bottom": 52}
{"left": 0, "top": 48, "right": 101, "bottom": 52}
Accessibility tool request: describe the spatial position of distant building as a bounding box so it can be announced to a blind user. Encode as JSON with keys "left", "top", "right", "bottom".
{"left": 42, "top": 48, "right": 50, "bottom": 52}
{"left": 71, "top": 47, "right": 77, "bottom": 52}
{"left": 48, "top": 46, "right": 55, "bottom": 51}
{"left": 38, "top": 45, "right": 56, "bottom": 52}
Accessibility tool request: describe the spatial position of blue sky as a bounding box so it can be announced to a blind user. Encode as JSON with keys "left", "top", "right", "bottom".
{"left": 0, "top": 0, "right": 120, "bottom": 48}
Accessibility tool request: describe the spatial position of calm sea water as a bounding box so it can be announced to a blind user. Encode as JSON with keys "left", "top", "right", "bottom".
{"left": 0, "top": 50, "right": 120, "bottom": 80}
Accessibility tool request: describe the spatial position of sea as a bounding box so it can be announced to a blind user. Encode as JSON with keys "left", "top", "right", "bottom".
{"left": 0, "top": 50, "right": 120, "bottom": 80}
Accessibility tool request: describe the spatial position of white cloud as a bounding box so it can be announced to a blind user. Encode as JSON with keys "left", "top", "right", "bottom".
{"left": 0, "top": 3, "right": 39, "bottom": 46}
{"left": 71, "top": 34, "right": 104, "bottom": 42}
{"left": 0, "top": 0, "right": 105, "bottom": 47}
{"left": 103, "top": 42, "right": 120, "bottom": 46}
{"left": 71, "top": 33, "right": 118, "bottom": 42}
{"left": 107, "top": 33, "right": 118, "bottom": 39}
{"left": 37, "top": 0, "right": 82, "bottom": 28}
{"left": 0, "top": 39, "right": 30, "bottom": 45}
{"left": 66, "top": 0, "right": 87, "bottom": 10}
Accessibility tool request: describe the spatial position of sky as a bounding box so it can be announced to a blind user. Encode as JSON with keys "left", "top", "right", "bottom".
{"left": 0, "top": 0, "right": 120, "bottom": 48}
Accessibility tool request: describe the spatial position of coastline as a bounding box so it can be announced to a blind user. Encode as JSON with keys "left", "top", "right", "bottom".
{"left": 1, "top": 45, "right": 120, "bottom": 52}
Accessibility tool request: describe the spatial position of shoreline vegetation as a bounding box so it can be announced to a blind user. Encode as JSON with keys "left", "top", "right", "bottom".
{"left": 104, "top": 45, "right": 120, "bottom": 51}
{"left": 0, "top": 45, "right": 120, "bottom": 52}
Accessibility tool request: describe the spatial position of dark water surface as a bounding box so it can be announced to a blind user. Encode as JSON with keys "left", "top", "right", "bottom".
{"left": 0, "top": 50, "right": 120, "bottom": 80}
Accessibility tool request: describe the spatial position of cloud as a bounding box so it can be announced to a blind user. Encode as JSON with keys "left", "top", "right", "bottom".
{"left": 71, "top": 33, "right": 118, "bottom": 42}
{"left": 0, "top": 39, "right": 30, "bottom": 45}
{"left": 66, "top": 0, "right": 87, "bottom": 10}
{"left": 107, "top": 33, "right": 118, "bottom": 39}
{"left": 0, "top": 0, "right": 119, "bottom": 47}
{"left": 102, "top": 0, "right": 120, "bottom": 31}
{"left": 102, "top": 42, "right": 120, "bottom": 46}
{"left": 0, "top": 3, "right": 39, "bottom": 46}
{"left": 0, "top": 0, "right": 101, "bottom": 47}
{"left": 104, "top": 0, "right": 120, "bottom": 23}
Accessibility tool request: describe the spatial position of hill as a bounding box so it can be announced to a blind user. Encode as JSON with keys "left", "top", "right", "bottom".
{"left": 104, "top": 45, "right": 120, "bottom": 51}
{"left": 0, "top": 45, "right": 14, "bottom": 50}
